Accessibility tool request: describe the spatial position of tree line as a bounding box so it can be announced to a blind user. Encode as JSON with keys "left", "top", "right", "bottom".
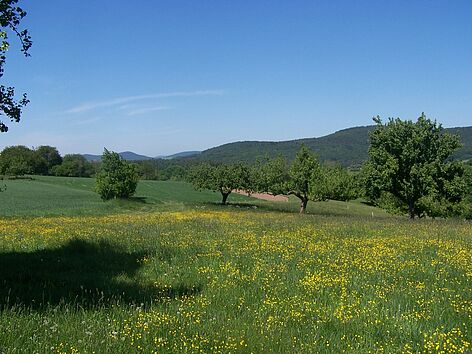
{"left": 188, "top": 145, "right": 361, "bottom": 213}
{"left": 189, "top": 114, "right": 471, "bottom": 219}
{"left": 0, "top": 145, "right": 96, "bottom": 177}
{"left": 0, "top": 145, "right": 195, "bottom": 180}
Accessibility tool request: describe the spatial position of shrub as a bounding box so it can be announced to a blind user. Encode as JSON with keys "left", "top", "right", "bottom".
{"left": 95, "top": 149, "right": 139, "bottom": 200}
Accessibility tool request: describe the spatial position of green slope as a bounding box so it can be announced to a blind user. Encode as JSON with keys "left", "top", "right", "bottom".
{"left": 195, "top": 126, "right": 472, "bottom": 167}
{"left": 0, "top": 176, "right": 391, "bottom": 218}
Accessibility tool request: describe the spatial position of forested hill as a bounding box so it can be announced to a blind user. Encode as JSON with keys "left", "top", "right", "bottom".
{"left": 194, "top": 126, "right": 472, "bottom": 168}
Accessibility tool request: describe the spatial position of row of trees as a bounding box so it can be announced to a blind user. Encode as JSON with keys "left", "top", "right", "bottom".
{"left": 189, "top": 114, "right": 471, "bottom": 219}
{"left": 189, "top": 146, "right": 360, "bottom": 213}
{"left": 0, "top": 145, "right": 95, "bottom": 177}
{"left": 0, "top": 145, "right": 193, "bottom": 180}
{"left": 133, "top": 160, "right": 190, "bottom": 181}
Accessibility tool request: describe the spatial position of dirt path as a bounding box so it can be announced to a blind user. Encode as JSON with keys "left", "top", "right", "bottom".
{"left": 233, "top": 189, "right": 289, "bottom": 202}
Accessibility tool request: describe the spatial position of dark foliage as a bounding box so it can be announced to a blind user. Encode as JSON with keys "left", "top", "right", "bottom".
{"left": 51, "top": 154, "right": 95, "bottom": 177}
{"left": 0, "top": 0, "right": 32, "bottom": 133}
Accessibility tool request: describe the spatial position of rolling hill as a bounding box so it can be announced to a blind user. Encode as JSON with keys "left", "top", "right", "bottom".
{"left": 162, "top": 151, "right": 201, "bottom": 159}
{"left": 83, "top": 151, "right": 202, "bottom": 162}
{"left": 193, "top": 126, "right": 472, "bottom": 167}
{"left": 81, "top": 126, "right": 472, "bottom": 167}
{"left": 83, "top": 151, "right": 153, "bottom": 162}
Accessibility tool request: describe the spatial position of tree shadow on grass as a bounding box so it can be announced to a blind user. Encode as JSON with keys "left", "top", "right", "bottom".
{"left": 201, "top": 201, "right": 259, "bottom": 208}
{"left": 200, "top": 200, "right": 299, "bottom": 215}
{"left": 0, "top": 239, "right": 200, "bottom": 310}
{"left": 128, "top": 196, "right": 148, "bottom": 203}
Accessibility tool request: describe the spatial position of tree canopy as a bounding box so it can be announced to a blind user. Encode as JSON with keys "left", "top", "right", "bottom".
{"left": 51, "top": 154, "right": 94, "bottom": 178}
{"left": 33, "top": 145, "right": 62, "bottom": 175}
{"left": 0, "top": 144, "right": 33, "bottom": 175}
{"left": 0, "top": 0, "right": 32, "bottom": 133}
{"left": 311, "top": 165, "right": 360, "bottom": 202}
{"left": 189, "top": 163, "right": 251, "bottom": 205}
{"left": 95, "top": 149, "right": 139, "bottom": 200}
{"left": 364, "top": 113, "right": 464, "bottom": 218}
{"left": 285, "top": 145, "right": 321, "bottom": 213}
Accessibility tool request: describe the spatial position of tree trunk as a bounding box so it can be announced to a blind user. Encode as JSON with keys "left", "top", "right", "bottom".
{"left": 408, "top": 200, "right": 415, "bottom": 219}
{"left": 221, "top": 192, "right": 230, "bottom": 205}
{"left": 300, "top": 197, "right": 308, "bottom": 214}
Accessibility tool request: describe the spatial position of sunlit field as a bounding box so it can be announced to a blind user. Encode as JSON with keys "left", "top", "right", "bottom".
{"left": 0, "top": 187, "right": 471, "bottom": 353}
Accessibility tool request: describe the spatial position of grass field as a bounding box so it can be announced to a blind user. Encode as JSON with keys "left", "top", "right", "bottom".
{"left": 0, "top": 176, "right": 390, "bottom": 218}
{"left": 0, "top": 177, "right": 471, "bottom": 353}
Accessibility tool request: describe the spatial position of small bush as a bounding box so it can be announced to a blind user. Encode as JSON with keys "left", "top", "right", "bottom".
{"left": 95, "top": 149, "right": 139, "bottom": 200}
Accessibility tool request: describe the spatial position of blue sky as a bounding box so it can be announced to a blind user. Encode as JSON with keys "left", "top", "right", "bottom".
{"left": 1, "top": 0, "right": 471, "bottom": 156}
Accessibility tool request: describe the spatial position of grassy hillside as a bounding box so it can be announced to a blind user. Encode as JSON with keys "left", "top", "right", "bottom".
{"left": 0, "top": 176, "right": 389, "bottom": 218}
{"left": 194, "top": 126, "right": 472, "bottom": 167}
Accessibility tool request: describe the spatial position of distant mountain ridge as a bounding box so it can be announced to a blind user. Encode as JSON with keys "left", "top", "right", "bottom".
{"left": 82, "top": 126, "right": 472, "bottom": 167}
{"left": 83, "top": 150, "right": 201, "bottom": 161}
{"left": 83, "top": 151, "right": 152, "bottom": 162}
{"left": 163, "top": 151, "right": 201, "bottom": 159}
{"left": 194, "top": 126, "right": 472, "bottom": 167}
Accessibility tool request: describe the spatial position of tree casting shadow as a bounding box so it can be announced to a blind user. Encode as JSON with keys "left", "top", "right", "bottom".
{"left": 200, "top": 200, "right": 301, "bottom": 215}
{"left": 0, "top": 239, "right": 200, "bottom": 310}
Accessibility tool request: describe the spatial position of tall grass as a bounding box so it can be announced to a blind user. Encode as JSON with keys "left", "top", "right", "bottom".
{"left": 0, "top": 210, "right": 470, "bottom": 352}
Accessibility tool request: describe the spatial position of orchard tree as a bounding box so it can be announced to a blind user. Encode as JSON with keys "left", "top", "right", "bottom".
{"left": 311, "top": 165, "right": 360, "bottom": 202}
{"left": 252, "top": 156, "right": 288, "bottom": 196}
{"left": 364, "top": 113, "right": 463, "bottom": 219}
{"left": 287, "top": 145, "right": 321, "bottom": 213}
{"left": 190, "top": 162, "right": 251, "bottom": 205}
{"left": 0, "top": 0, "right": 32, "bottom": 133}
{"left": 458, "top": 165, "right": 472, "bottom": 219}
{"left": 253, "top": 147, "right": 322, "bottom": 213}
{"left": 95, "top": 149, "right": 139, "bottom": 200}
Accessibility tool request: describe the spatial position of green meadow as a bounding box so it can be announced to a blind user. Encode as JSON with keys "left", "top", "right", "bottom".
{"left": 0, "top": 177, "right": 470, "bottom": 353}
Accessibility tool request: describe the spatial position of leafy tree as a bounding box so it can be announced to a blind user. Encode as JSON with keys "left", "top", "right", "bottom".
{"left": 34, "top": 145, "right": 62, "bottom": 175}
{"left": 253, "top": 147, "right": 323, "bottom": 213}
{"left": 95, "top": 149, "right": 139, "bottom": 200}
{"left": 161, "top": 164, "right": 187, "bottom": 181}
{"left": 286, "top": 145, "right": 321, "bottom": 213}
{"left": 189, "top": 162, "right": 251, "bottom": 204}
{"left": 252, "top": 156, "right": 288, "bottom": 196}
{"left": 458, "top": 165, "right": 472, "bottom": 219}
{"left": 312, "top": 165, "right": 360, "bottom": 202}
{"left": 364, "top": 113, "right": 463, "bottom": 219}
{"left": 134, "top": 160, "right": 159, "bottom": 180}
{"left": 0, "top": 144, "right": 34, "bottom": 176}
{"left": 0, "top": 0, "right": 32, "bottom": 133}
{"left": 51, "top": 154, "right": 94, "bottom": 177}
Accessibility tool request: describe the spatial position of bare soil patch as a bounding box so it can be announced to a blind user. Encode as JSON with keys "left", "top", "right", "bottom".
{"left": 233, "top": 189, "right": 288, "bottom": 202}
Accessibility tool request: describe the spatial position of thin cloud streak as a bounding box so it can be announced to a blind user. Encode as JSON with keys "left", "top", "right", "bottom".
{"left": 71, "top": 116, "right": 106, "bottom": 125}
{"left": 64, "top": 90, "right": 225, "bottom": 114}
{"left": 127, "top": 106, "right": 171, "bottom": 116}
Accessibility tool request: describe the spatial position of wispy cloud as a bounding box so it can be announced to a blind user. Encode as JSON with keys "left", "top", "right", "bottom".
{"left": 126, "top": 106, "right": 171, "bottom": 116}
{"left": 71, "top": 116, "right": 106, "bottom": 125}
{"left": 64, "top": 90, "right": 224, "bottom": 114}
